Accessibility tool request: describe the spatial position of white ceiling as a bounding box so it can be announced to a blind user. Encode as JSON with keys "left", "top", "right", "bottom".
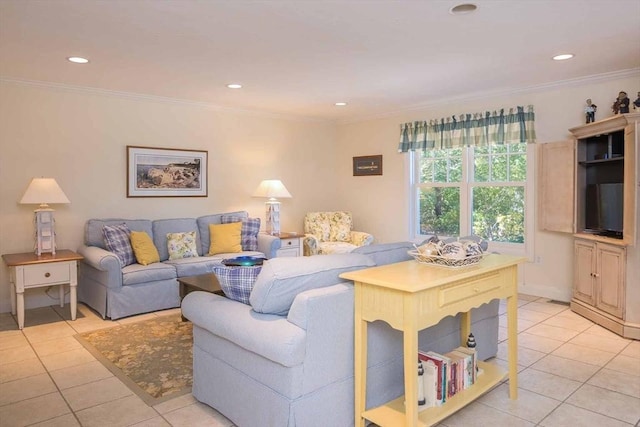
{"left": 1, "top": 0, "right": 639, "bottom": 122}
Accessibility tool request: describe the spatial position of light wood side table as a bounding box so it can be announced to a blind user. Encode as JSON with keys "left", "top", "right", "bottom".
{"left": 2, "top": 249, "right": 83, "bottom": 329}
{"left": 340, "top": 254, "right": 525, "bottom": 427}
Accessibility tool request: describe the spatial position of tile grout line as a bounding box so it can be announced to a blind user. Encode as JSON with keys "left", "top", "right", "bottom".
{"left": 59, "top": 313, "right": 170, "bottom": 426}
{"left": 493, "top": 300, "right": 639, "bottom": 426}
{"left": 17, "top": 307, "right": 84, "bottom": 427}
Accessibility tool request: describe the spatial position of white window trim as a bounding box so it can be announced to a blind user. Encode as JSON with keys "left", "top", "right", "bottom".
{"left": 408, "top": 143, "right": 535, "bottom": 261}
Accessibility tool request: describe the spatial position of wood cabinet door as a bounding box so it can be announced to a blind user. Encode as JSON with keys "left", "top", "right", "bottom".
{"left": 622, "top": 123, "right": 636, "bottom": 245}
{"left": 596, "top": 243, "right": 626, "bottom": 319}
{"left": 539, "top": 140, "right": 575, "bottom": 233}
{"left": 573, "top": 240, "right": 596, "bottom": 305}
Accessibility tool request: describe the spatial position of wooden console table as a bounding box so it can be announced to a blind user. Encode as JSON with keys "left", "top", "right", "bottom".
{"left": 340, "top": 254, "right": 524, "bottom": 427}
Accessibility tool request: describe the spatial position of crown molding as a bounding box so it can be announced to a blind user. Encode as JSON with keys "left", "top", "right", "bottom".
{"left": 0, "top": 76, "right": 331, "bottom": 124}
{"left": 339, "top": 68, "right": 640, "bottom": 125}
{"left": 3, "top": 68, "right": 638, "bottom": 126}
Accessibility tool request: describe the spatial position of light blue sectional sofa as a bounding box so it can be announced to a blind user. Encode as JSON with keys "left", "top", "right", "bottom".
{"left": 77, "top": 211, "right": 280, "bottom": 319}
{"left": 181, "top": 242, "right": 500, "bottom": 427}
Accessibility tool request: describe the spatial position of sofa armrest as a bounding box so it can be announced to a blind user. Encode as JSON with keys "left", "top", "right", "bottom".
{"left": 303, "top": 234, "right": 319, "bottom": 256}
{"left": 182, "top": 291, "right": 305, "bottom": 367}
{"left": 287, "top": 283, "right": 355, "bottom": 391}
{"left": 351, "top": 231, "right": 374, "bottom": 247}
{"left": 257, "top": 233, "right": 281, "bottom": 259}
{"left": 77, "top": 245, "right": 123, "bottom": 288}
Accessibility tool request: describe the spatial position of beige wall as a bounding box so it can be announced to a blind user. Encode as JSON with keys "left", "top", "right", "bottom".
{"left": 2, "top": 72, "right": 638, "bottom": 313}
{"left": 0, "top": 81, "right": 338, "bottom": 312}
{"left": 334, "top": 71, "right": 640, "bottom": 301}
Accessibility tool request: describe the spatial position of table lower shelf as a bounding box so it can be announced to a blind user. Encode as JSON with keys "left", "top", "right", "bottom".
{"left": 362, "top": 361, "right": 507, "bottom": 427}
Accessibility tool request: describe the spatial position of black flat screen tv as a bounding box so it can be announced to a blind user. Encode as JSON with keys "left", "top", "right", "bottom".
{"left": 585, "top": 183, "right": 623, "bottom": 237}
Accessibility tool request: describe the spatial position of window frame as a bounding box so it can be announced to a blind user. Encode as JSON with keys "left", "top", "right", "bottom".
{"left": 408, "top": 143, "right": 535, "bottom": 259}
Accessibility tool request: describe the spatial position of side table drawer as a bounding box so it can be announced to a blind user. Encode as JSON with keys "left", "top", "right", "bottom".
{"left": 280, "top": 238, "right": 300, "bottom": 249}
{"left": 438, "top": 270, "right": 503, "bottom": 307}
{"left": 23, "top": 262, "right": 70, "bottom": 287}
{"left": 277, "top": 237, "right": 302, "bottom": 257}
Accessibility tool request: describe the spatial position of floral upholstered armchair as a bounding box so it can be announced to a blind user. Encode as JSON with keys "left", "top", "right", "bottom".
{"left": 303, "top": 211, "right": 374, "bottom": 255}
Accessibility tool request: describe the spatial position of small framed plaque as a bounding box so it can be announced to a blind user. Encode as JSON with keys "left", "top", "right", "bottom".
{"left": 353, "top": 155, "right": 383, "bottom": 176}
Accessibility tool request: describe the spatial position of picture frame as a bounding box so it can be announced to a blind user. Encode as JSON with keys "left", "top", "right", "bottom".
{"left": 127, "top": 146, "right": 208, "bottom": 197}
{"left": 353, "top": 155, "right": 383, "bottom": 176}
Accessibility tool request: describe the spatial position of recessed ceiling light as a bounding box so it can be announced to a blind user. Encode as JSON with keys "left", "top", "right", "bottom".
{"left": 67, "top": 56, "right": 89, "bottom": 64}
{"left": 450, "top": 3, "right": 478, "bottom": 14}
{"left": 226, "top": 83, "right": 242, "bottom": 89}
{"left": 553, "top": 54, "right": 574, "bottom": 61}
{"left": 335, "top": 102, "right": 348, "bottom": 106}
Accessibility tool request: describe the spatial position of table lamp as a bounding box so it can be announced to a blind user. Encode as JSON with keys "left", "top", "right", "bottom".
{"left": 252, "top": 179, "right": 292, "bottom": 235}
{"left": 20, "top": 178, "right": 70, "bottom": 255}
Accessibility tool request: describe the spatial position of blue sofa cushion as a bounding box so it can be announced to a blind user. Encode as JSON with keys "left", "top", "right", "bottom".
{"left": 122, "top": 262, "right": 177, "bottom": 286}
{"left": 86, "top": 219, "right": 153, "bottom": 250}
{"left": 353, "top": 241, "right": 414, "bottom": 266}
{"left": 221, "top": 215, "right": 261, "bottom": 251}
{"left": 152, "top": 218, "right": 200, "bottom": 261}
{"left": 212, "top": 265, "right": 262, "bottom": 304}
{"left": 250, "top": 253, "right": 375, "bottom": 315}
{"left": 102, "top": 224, "right": 135, "bottom": 267}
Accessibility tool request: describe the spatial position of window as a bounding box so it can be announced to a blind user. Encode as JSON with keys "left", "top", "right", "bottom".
{"left": 411, "top": 142, "right": 534, "bottom": 256}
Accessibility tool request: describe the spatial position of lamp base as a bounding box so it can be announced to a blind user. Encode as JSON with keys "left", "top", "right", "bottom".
{"left": 34, "top": 209, "right": 56, "bottom": 256}
{"left": 265, "top": 200, "right": 281, "bottom": 235}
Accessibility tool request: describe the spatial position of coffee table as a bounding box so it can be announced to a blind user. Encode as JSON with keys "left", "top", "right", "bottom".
{"left": 178, "top": 273, "right": 225, "bottom": 320}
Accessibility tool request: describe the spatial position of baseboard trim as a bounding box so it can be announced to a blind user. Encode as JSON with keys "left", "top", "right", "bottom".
{"left": 517, "top": 283, "right": 571, "bottom": 302}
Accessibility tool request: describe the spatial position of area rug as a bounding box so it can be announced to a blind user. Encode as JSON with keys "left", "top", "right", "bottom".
{"left": 74, "top": 314, "right": 193, "bottom": 405}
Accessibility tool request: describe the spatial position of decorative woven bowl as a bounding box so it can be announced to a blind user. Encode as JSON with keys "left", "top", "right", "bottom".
{"left": 407, "top": 250, "right": 484, "bottom": 268}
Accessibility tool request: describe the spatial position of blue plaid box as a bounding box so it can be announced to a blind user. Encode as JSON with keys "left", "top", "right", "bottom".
{"left": 212, "top": 265, "right": 262, "bottom": 304}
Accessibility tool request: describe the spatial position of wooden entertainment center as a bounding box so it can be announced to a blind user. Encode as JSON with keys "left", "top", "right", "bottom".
{"left": 539, "top": 112, "right": 639, "bottom": 339}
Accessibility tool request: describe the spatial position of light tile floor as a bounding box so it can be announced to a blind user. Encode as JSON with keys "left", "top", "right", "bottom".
{"left": 0, "top": 295, "right": 638, "bottom": 427}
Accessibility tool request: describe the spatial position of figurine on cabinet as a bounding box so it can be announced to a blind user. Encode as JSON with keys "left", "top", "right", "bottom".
{"left": 634, "top": 92, "right": 640, "bottom": 110}
{"left": 584, "top": 99, "right": 597, "bottom": 123}
{"left": 612, "top": 91, "right": 630, "bottom": 114}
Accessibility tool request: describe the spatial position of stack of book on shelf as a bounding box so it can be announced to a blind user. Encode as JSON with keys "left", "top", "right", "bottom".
{"left": 417, "top": 346, "right": 478, "bottom": 410}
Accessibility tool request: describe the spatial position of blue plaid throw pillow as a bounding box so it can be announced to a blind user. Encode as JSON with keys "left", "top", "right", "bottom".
{"left": 103, "top": 223, "right": 135, "bottom": 267}
{"left": 221, "top": 216, "right": 261, "bottom": 251}
{"left": 212, "top": 265, "right": 262, "bottom": 304}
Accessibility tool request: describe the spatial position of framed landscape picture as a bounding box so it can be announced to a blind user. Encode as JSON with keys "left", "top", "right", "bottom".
{"left": 353, "top": 155, "right": 383, "bottom": 176}
{"left": 127, "top": 146, "right": 208, "bottom": 197}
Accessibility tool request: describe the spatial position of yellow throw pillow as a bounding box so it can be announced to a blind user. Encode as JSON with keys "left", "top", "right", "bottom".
{"left": 130, "top": 231, "right": 160, "bottom": 265}
{"left": 208, "top": 222, "right": 243, "bottom": 255}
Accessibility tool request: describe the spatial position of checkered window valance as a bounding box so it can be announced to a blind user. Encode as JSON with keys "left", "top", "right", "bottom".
{"left": 398, "top": 105, "right": 536, "bottom": 152}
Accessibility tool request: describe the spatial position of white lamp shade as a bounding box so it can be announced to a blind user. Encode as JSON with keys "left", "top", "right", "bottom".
{"left": 252, "top": 180, "right": 292, "bottom": 199}
{"left": 20, "top": 178, "right": 70, "bottom": 206}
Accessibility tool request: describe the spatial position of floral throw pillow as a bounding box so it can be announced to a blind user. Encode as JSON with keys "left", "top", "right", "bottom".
{"left": 167, "top": 231, "right": 199, "bottom": 260}
{"left": 103, "top": 224, "right": 135, "bottom": 267}
{"left": 212, "top": 265, "right": 262, "bottom": 304}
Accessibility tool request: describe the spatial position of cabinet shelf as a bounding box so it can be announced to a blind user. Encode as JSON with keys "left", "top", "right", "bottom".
{"left": 578, "top": 157, "right": 623, "bottom": 166}
{"left": 362, "top": 362, "right": 506, "bottom": 427}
